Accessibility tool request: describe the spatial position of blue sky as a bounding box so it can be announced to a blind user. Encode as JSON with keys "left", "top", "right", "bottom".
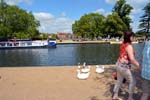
{"left": 4, "top": 0, "right": 150, "bottom": 33}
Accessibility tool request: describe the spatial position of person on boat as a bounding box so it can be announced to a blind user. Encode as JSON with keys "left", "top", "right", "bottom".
{"left": 12, "top": 37, "right": 17, "bottom": 46}
{"left": 140, "top": 37, "right": 150, "bottom": 100}
{"left": 112, "top": 31, "right": 141, "bottom": 100}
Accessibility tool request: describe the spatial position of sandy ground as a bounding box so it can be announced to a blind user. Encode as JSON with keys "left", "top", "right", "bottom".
{"left": 0, "top": 65, "right": 144, "bottom": 100}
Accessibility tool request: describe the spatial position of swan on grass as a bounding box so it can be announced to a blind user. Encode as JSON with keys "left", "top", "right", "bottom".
{"left": 96, "top": 65, "right": 105, "bottom": 73}
{"left": 76, "top": 69, "right": 90, "bottom": 80}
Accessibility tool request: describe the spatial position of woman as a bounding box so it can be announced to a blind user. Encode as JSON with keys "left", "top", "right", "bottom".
{"left": 112, "top": 31, "right": 141, "bottom": 100}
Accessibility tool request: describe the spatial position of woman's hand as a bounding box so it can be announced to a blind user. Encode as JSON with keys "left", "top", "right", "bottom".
{"left": 126, "top": 44, "right": 140, "bottom": 69}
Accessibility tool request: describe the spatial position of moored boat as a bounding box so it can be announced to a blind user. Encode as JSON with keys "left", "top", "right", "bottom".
{"left": 0, "top": 39, "right": 56, "bottom": 49}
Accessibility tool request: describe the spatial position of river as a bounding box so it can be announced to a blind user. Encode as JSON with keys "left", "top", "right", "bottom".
{"left": 0, "top": 43, "right": 145, "bottom": 67}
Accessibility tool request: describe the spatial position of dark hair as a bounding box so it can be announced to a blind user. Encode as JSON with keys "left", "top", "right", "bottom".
{"left": 123, "top": 31, "right": 134, "bottom": 43}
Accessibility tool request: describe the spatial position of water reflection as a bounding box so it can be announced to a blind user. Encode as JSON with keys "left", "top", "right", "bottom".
{"left": 0, "top": 43, "right": 145, "bottom": 67}
{"left": 75, "top": 43, "right": 120, "bottom": 65}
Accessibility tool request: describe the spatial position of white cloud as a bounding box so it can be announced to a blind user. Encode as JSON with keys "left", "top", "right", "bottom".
{"left": 94, "top": 8, "right": 111, "bottom": 16}
{"left": 105, "top": 0, "right": 117, "bottom": 4}
{"left": 127, "top": 0, "right": 149, "bottom": 5}
{"left": 95, "top": 8, "right": 105, "bottom": 14}
{"left": 131, "top": 8, "right": 142, "bottom": 14}
{"left": 34, "top": 13, "right": 54, "bottom": 21}
{"left": 5, "top": 0, "right": 33, "bottom": 5}
{"left": 105, "top": 0, "right": 149, "bottom": 5}
{"left": 34, "top": 12, "right": 73, "bottom": 33}
{"left": 130, "top": 21, "right": 141, "bottom": 32}
{"left": 129, "top": 15, "right": 134, "bottom": 20}
{"left": 60, "top": 12, "right": 66, "bottom": 17}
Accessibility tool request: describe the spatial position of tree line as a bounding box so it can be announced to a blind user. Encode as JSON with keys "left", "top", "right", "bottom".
{"left": 0, "top": 0, "right": 150, "bottom": 40}
{"left": 72, "top": 0, "right": 150, "bottom": 39}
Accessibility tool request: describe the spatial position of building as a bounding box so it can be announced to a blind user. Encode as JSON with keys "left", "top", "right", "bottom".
{"left": 57, "top": 32, "right": 77, "bottom": 40}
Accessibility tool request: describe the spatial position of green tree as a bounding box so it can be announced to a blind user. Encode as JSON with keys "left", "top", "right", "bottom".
{"left": 72, "top": 13, "right": 105, "bottom": 39}
{"left": 0, "top": 0, "right": 10, "bottom": 38}
{"left": 113, "top": 0, "right": 133, "bottom": 30}
{"left": 0, "top": 1, "right": 40, "bottom": 39}
{"left": 51, "top": 34, "right": 58, "bottom": 39}
{"left": 139, "top": 2, "right": 150, "bottom": 34}
{"left": 89, "top": 13, "right": 105, "bottom": 39}
{"left": 104, "top": 12, "right": 127, "bottom": 38}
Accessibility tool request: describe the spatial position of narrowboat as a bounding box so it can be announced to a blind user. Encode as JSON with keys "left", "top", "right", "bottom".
{"left": 0, "top": 39, "right": 56, "bottom": 49}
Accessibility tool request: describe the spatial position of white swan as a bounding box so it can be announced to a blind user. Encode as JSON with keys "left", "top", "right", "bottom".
{"left": 76, "top": 69, "right": 90, "bottom": 80}
{"left": 83, "top": 62, "right": 86, "bottom": 68}
{"left": 96, "top": 65, "right": 104, "bottom": 73}
{"left": 81, "top": 65, "right": 91, "bottom": 73}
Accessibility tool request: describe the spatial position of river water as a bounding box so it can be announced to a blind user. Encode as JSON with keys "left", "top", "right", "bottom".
{"left": 0, "top": 43, "right": 145, "bottom": 67}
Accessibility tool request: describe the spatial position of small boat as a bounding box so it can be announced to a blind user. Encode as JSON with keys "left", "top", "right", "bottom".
{"left": 0, "top": 39, "right": 56, "bottom": 49}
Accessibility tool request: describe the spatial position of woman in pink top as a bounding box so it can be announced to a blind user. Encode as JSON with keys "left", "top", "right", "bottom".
{"left": 112, "top": 31, "right": 141, "bottom": 100}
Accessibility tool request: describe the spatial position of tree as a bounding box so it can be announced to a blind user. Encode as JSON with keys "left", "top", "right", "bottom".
{"left": 0, "top": 0, "right": 10, "bottom": 38}
{"left": 113, "top": 0, "right": 133, "bottom": 30}
{"left": 139, "top": 2, "right": 150, "bottom": 34}
{"left": 104, "top": 12, "right": 127, "bottom": 38}
{"left": 0, "top": 1, "right": 40, "bottom": 39}
{"left": 72, "top": 13, "right": 105, "bottom": 39}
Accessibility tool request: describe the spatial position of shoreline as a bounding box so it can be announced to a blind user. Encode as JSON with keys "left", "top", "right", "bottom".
{"left": 0, "top": 65, "right": 143, "bottom": 100}
{"left": 0, "top": 64, "right": 116, "bottom": 68}
{"left": 57, "top": 40, "right": 140, "bottom": 44}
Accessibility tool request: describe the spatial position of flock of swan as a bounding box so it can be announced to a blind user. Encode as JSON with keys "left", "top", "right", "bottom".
{"left": 76, "top": 62, "right": 105, "bottom": 80}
